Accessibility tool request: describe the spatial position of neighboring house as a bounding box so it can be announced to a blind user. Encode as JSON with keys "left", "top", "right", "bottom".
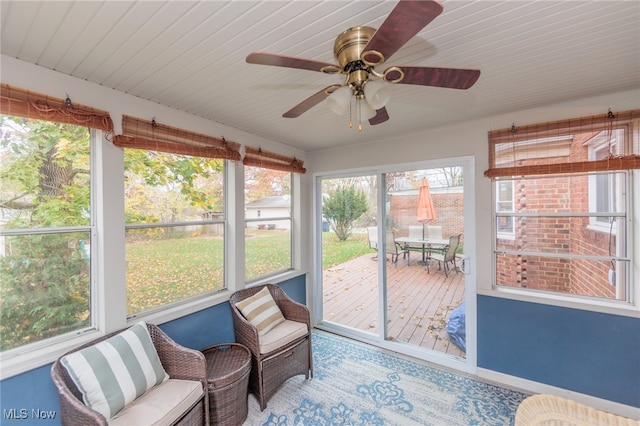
{"left": 245, "top": 195, "right": 291, "bottom": 230}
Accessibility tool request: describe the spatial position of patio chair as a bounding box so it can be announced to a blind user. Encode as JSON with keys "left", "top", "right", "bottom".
{"left": 386, "top": 230, "right": 409, "bottom": 267}
{"left": 427, "top": 225, "right": 447, "bottom": 251}
{"left": 408, "top": 225, "right": 424, "bottom": 241}
{"left": 367, "top": 227, "right": 379, "bottom": 259}
{"left": 405, "top": 225, "right": 425, "bottom": 256}
{"left": 427, "top": 225, "right": 443, "bottom": 240}
{"left": 367, "top": 226, "right": 378, "bottom": 250}
{"left": 406, "top": 225, "right": 439, "bottom": 265}
{"left": 428, "top": 234, "right": 461, "bottom": 277}
{"left": 229, "top": 284, "right": 312, "bottom": 411}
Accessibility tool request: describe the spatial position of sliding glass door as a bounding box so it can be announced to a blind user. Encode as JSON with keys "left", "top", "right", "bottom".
{"left": 382, "top": 167, "right": 466, "bottom": 358}
{"left": 316, "top": 158, "right": 473, "bottom": 370}
{"left": 320, "top": 174, "right": 380, "bottom": 338}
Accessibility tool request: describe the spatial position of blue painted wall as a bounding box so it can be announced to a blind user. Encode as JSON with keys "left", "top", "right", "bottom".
{"left": 0, "top": 275, "right": 307, "bottom": 425}
{"left": 477, "top": 295, "right": 640, "bottom": 408}
{"left": 4, "top": 279, "right": 638, "bottom": 425}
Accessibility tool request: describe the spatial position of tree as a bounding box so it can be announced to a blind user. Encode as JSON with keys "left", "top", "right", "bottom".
{"left": 0, "top": 117, "right": 91, "bottom": 350}
{"left": 322, "top": 186, "right": 368, "bottom": 241}
{"left": 0, "top": 115, "right": 225, "bottom": 350}
{"left": 124, "top": 149, "right": 224, "bottom": 223}
{"left": 244, "top": 166, "right": 290, "bottom": 202}
{"left": 435, "top": 167, "right": 463, "bottom": 187}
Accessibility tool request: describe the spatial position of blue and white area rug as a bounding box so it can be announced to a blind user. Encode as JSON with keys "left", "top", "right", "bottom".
{"left": 245, "top": 330, "right": 529, "bottom": 426}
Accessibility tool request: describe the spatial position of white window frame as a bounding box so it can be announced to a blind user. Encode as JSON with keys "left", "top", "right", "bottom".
{"left": 489, "top": 177, "right": 638, "bottom": 318}
{"left": 243, "top": 166, "right": 294, "bottom": 283}
{"left": 0, "top": 145, "right": 241, "bottom": 380}
{"left": 123, "top": 154, "right": 229, "bottom": 318}
{"left": 486, "top": 116, "right": 640, "bottom": 317}
{"left": 586, "top": 129, "right": 623, "bottom": 234}
{"left": 0, "top": 128, "right": 101, "bottom": 379}
{"left": 496, "top": 179, "right": 515, "bottom": 240}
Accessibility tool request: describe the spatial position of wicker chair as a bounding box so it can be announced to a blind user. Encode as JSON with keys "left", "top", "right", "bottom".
{"left": 229, "top": 284, "right": 313, "bottom": 411}
{"left": 50, "top": 323, "right": 209, "bottom": 426}
{"left": 515, "top": 394, "right": 640, "bottom": 426}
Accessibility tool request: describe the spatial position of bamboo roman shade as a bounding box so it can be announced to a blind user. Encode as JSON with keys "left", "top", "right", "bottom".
{"left": 484, "top": 109, "right": 640, "bottom": 178}
{"left": 0, "top": 83, "right": 113, "bottom": 131}
{"left": 243, "top": 146, "right": 306, "bottom": 173}
{"left": 113, "top": 115, "right": 241, "bottom": 161}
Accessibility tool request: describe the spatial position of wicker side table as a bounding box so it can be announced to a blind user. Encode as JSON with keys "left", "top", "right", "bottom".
{"left": 201, "top": 343, "right": 251, "bottom": 426}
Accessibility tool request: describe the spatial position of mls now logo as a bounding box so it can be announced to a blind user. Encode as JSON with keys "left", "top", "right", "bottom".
{"left": 3, "top": 408, "right": 57, "bottom": 420}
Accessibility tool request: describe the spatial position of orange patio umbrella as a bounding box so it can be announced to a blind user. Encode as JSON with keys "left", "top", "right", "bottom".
{"left": 417, "top": 178, "right": 436, "bottom": 226}
{"left": 415, "top": 178, "right": 436, "bottom": 264}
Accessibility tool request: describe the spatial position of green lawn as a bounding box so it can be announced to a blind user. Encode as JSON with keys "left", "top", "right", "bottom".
{"left": 321, "top": 231, "right": 372, "bottom": 268}
{"left": 126, "top": 230, "right": 372, "bottom": 313}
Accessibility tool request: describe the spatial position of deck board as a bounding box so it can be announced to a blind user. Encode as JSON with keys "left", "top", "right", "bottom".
{"left": 322, "top": 253, "right": 465, "bottom": 358}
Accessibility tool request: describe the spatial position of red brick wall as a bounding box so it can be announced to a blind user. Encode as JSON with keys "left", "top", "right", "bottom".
{"left": 496, "top": 132, "right": 617, "bottom": 298}
{"left": 389, "top": 191, "right": 464, "bottom": 245}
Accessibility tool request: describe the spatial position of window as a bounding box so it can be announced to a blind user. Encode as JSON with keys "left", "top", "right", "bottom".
{"left": 244, "top": 166, "right": 292, "bottom": 281}
{"left": 0, "top": 85, "right": 112, "bottom": 357}
{"left": 496, "top": 180, "right": 515, "bottom": 238}
{"left": 493, "top": 173, "right": 629, "bottom": 300}
{"left": 114, "top": 115, "right": 241, "bottom": 316}
{"left": 123, "top": 151, "right": 226, "bottom": 315}
{"left": 242, "top": 146, "right": 305, "bottom": 282}
{"left": 0, "top": 115, "right": 94, "bottom": 351}
{"left": 587, "top": 129, "right": 623, "bottom": 232}
{"left": 486, "top": 109, "right": 639, "bottom": 304}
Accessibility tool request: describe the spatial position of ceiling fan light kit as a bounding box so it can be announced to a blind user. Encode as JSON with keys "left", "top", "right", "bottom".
{"left": 363, "top": 80, "right": 392, "bottom": 110}
{"left": 246, "top": 0, "right": 480, "bottom": 131}
{"left": 326, "top": 85, "right": 353, "bottom": 115}
{"left": 358, "top": 98, "right": 377, "bottom": 121}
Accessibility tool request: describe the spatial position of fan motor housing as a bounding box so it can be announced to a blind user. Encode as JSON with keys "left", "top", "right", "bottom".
{"left": 333, "top": 26, "right": 376, "bottom": 70}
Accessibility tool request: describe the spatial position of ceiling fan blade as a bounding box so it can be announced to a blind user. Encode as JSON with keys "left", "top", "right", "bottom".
{"left": 369, "top": 107, "right": 390, "bottom": 126}
{"left": 362, "top": 0, "right": 443, "bottom": 65}
{"left": 247, "top": 52, "right": 340, "bottom": 73}
{"left": 390, "top": 66, "right": 480, "bottom": 89}
{"left": 283, "top": 85, "right": 342, "bottom": 118}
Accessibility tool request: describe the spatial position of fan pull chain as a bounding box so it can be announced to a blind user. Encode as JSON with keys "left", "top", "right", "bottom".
{"left": 348, "top": 97, "right": 353, "bottom": 129}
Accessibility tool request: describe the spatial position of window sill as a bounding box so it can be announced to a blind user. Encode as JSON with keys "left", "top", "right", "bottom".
{"left": 127, "top": 288, "right": 232, "bottom": 327}
{"left": 477, "top": 286, "right": 640, "bottom": 319}
{"left": 0, "top": 329, "right": 104, "bottom": 380}
{"left": 0, "top": 270, "right": 308, "bottom": 381}
{"left": 585, "top": 223, "right": 617, "bottom": 235}
{"left": 246, "top": 269, "right": 306, "bottom": 288}
{"left": 0, "top": 290, "right": 233, "bottom": 381}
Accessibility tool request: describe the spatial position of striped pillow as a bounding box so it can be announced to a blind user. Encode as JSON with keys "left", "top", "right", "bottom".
{"left": 60, "top": 321, "right": 169, "bottom": 420}
{"left": 235, "top": 287, "right": 285, "bottom": 336}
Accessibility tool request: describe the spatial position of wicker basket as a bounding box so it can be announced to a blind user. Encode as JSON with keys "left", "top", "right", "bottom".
{"left": 202, "top": 343, "right": 252, "bottom": 426}
{"left": 515, "top": 394, "right": 640, "bottom": 426}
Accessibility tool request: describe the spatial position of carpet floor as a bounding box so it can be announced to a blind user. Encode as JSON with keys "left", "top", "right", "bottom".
{"left": 244, "top": 330, "right": 529, "bottom": 425}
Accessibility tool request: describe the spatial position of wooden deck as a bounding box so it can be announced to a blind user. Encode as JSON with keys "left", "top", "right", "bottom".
{"left": 322, "top": 253, "right": 465, "bottom": 358}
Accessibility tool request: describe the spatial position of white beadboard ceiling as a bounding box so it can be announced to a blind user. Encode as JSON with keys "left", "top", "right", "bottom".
{"left": 1, "top": 0, "right": 639, "bottom": 152}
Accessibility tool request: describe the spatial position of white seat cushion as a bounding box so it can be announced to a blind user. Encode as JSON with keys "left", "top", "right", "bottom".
{"left": 259, "top": 319, "right": 308, "bottom": 354}
{"left": 109, "top": 379, "right": 203, "bottom": 426}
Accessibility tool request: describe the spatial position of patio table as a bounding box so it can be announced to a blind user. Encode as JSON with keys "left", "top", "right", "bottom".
{"left": 395, "top": 237, "right": 449, "bottom": 265}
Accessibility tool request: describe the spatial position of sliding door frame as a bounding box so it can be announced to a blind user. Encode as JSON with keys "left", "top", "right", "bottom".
{"left": 313, "top": 156, "right": 477, "bottom": 374}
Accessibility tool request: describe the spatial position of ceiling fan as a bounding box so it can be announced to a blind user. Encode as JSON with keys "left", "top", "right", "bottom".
{"left": 246, "top": 0, "right": 480, "bottom": 130}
